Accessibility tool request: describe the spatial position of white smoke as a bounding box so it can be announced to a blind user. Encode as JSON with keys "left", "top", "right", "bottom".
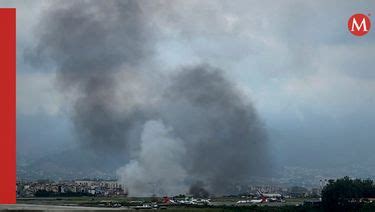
{"left": 117, "top": 120, "right": 188, "bottom": 196}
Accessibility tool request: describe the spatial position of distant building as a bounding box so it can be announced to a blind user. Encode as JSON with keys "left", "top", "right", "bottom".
{"left": 17, "top": 179, "right": 127, "bottom": 197}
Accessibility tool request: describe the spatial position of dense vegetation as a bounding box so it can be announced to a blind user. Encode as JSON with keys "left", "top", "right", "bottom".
{"left": 35, "top": 190, "right": 94, "bottom": 197}
{"left": 321, "top": 176, "right": 375, "bottom": 210}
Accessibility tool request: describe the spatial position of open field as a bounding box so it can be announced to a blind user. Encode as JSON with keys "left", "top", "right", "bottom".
{"left": 0, "top": 204, "right": 123, "bottom": 211}
{"left": 17, "top": 196, "right": 307, "bottom": 206}
{"left": 0, "top": 204, "right": 310, "bottom": 212}
{"left": 6, "top": 198, "right": 375, "bottom": 211}
{"left": 10, "top": 197, "right": 311, "bottom": 211}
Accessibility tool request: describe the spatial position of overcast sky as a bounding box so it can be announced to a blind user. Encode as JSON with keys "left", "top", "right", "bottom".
{"left": 3, "top": 0, "right": 375, "bottom": 177}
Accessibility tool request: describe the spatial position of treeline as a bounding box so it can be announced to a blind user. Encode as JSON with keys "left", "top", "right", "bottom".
{"left": 35, "top": 190, "right": 94, "bottom": 197}
{"left": 322, "top": 176, "right": 375, "bottom": 210}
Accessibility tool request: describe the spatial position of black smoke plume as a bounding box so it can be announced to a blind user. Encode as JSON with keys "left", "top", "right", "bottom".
{"left": 30, "top": 0, "right": 271, "bottom": 196}
{"left": 189, "top": 181, "right": 210, "bottom": 198}
{"left": 30, "top": 0, "right": 154, "bottom": 153}
{"left": 161, "top": 65, "right": 270, "bottom": 194}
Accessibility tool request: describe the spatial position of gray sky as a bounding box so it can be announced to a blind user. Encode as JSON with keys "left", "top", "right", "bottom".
{"left": 4, "top": 0, "right": 375, "bottom": 180}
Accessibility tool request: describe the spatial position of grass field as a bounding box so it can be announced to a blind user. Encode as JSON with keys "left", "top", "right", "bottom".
{"left": 16, "top": 196, "right": 309, "bottom": 208}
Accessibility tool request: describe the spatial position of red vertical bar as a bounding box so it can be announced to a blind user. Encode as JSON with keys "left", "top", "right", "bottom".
{"left": 0, "top": 8, "right": 16, "bottom": 204}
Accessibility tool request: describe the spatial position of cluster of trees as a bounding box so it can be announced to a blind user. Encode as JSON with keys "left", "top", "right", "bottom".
{"left": 322, "top": 176, "right": 375, "bottom": 210}
{"left": 35, "top": 190, "right": 94, "bottom": 197}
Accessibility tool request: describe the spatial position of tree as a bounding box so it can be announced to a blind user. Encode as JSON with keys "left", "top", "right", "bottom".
{"left": 321, "top": 176, "right": 375, "bottom": 210}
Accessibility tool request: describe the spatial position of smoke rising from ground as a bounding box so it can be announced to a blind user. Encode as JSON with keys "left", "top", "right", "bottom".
{"left": 30, "top": 0, "right": 271, "bottom": 196}
{"left": 189, "top": 181, "right": 210, "bottom": 198}
{"left": 117, "top": 120, "right": 187, "bottom": 197}
{"left": 160, "top": 65, "right": 270, "bottom": 194}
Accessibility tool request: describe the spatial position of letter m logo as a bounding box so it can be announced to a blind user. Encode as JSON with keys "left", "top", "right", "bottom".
{"left": 348, "top": 14, "right": 371, "bottom": 36}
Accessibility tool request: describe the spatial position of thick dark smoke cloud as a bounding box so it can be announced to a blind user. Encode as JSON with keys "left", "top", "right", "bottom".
{"left": 30, "top": 0, "right": 271, "bottom": 196}
{"left": 117, "top": 65, "right": 270, "bottom": 196}
{"left": 189, "top": 181, "right": 210, "bottom": 198}
{"left": 161, "top": 65, "right": 270, "bottom": 194}
{"left": 30, "top": 0, "right": 154, "bottom": 152}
